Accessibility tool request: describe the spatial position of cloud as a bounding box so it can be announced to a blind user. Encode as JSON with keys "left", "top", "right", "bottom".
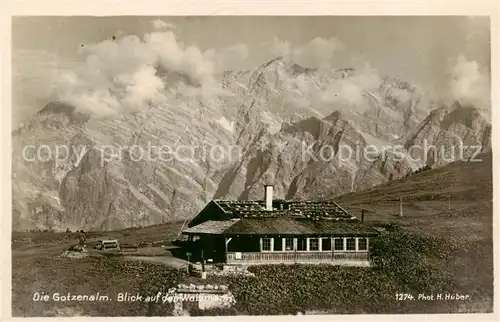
{"left": 54, "top": 30, "right": 247, "bottom": 117}
{"left": 293, "top": 37, "right": 344, "bottom": 68}
{"left": 320, "top": 62, "right": 382, "bottom": 106}
{"left": 151, "top": 19, "right": 176, "bottom": 30}
{"left": 447, "top": 55, "right": 490, "bottom": 113}
{"left": 272, "top": 36, "right": 344, "bottom": 68}
{"left": 272, "top": 41, "right": 383, "bottom": 114}
{"left": 56, "top": 35, "right": 163, "bottom": 117}
{"left": 387, "top": 86, "right": 414, "bottom": 103}
{"left": 277, "top": 57, "right": 384, "bottom": 118}
{"left": 215, "top": 43, "right": 249, "bottom": 71}
{"left": 12, "top": 49, "right": 79, "bottom": 125}
{"left": 465, "top": 16, "right": 490, "bottom": 41}
{"left": 145, "top": 31, "right": 216, "bottom": 85}
{"left": 272, "top": 37, "right": 292, "bottom": 60}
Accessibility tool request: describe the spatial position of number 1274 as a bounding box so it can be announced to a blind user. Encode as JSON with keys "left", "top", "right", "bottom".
{"left": 395, "top": 293, "right": 414, "bottom": 301}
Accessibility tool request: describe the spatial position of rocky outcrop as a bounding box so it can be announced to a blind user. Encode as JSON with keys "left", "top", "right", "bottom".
{"left": 12, "top": 93, "right": 239, "bottom": 230}
{"left": 404, "top": 102, "right": 491, "bottom": 167}
{"left": 215, "top": 111, "right": 413, "bottom": 202}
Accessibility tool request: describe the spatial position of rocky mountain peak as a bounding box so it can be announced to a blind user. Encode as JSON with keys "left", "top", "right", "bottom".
{"left": 12, "top": 54, "right": 492, "bottom": 231}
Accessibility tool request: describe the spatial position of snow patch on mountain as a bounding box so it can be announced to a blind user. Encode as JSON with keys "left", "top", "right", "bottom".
{"left": 216, "top": 117, "right": 235, "bottom": 133}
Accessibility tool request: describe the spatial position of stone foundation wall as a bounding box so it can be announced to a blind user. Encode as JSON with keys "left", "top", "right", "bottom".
{"left": 169, "top": 284, "right": 236, "bottom": 316}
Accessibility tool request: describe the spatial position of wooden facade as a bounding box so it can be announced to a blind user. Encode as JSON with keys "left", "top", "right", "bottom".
{"left": 224, "top": 236, "right": 371, "bottom": 266}
{"left": 183, "top": 227, "right": 376, "bottom": 266}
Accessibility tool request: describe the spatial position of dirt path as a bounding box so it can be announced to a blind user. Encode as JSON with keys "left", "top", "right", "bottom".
{"left": 123, "top": 255, "right": 190, "bottom": 269}
{"left": 12, "top": 243, "right": 71, "bottom": 257}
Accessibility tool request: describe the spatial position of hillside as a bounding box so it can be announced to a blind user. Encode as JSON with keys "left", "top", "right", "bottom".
{"left": 334, "top": 152, "right": 493, "bottom": 241}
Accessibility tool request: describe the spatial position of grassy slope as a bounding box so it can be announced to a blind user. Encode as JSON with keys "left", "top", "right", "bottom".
{"left": 335, "top": 152, "right": 492, "bottom": 242}
{"left": 12, "top": 220, "right": 186, "bottom": 250}
{"left": 12, "top": 254, "right": 185, "bottom": 316}
{"left": 332, "top": 152, "right": 493, "bottom": 313}
{"left": 11, "top": 221, "right": 187, "bottom": 317}
{"left": 11, "top": 154, "right": 493, "bottom": 316}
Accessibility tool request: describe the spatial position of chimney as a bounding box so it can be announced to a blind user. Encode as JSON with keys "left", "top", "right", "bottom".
{"left": 361, "top": 209, "right": 365, "bottom": 223}
{"left": 264, "top": 185, "right": 274, "bottom": 211}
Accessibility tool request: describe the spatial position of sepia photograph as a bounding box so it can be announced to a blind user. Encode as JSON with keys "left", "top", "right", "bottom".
{"left": 9, "top": 15, "right": 494, "bottom": 317}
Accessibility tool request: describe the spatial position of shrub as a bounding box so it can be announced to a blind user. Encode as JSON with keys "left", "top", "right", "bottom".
{"left": 219, "top": 228, "right": 492, "bottom": 314}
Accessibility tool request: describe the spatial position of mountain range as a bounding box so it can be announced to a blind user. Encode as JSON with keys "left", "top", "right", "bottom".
{"left": 11, "top": 56, "right": 491, "bottom": 231}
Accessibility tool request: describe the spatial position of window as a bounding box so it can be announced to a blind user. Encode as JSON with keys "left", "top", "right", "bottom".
{"left": 346, "top": 238, "right": 356, "bottom": 251}
{"left": 358, "top": 238, "right": 368, "bottom": 251}
{"left": 262, "top": 238, "right": 271, "bottom": 251}
{"left": 334, "top": 238, "right": 344, "bottom": 251}
{"left": 274, "top": 238, "right": 283, "bottom": 251}
{"left": 297, "top": 238, "right": 307, "bottom": 251}
{"left": 321, "top": 238, "right": 332, "bottom": 251}
{"left": 309, "top": 238, "right": 319, "bottom": 251}
{"left": 285, "top": 238, "right": 294, "bottom": 251}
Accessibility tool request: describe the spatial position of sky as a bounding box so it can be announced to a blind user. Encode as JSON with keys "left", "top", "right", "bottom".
{"left": 12, "top": 16, "right": 491, "bottom": 125}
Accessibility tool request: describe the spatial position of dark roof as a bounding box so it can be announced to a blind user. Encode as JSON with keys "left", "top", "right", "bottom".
{"left": 184, "top": 217, "right": 378, "bottom": 236}
{"left": 213, "top": 199, "right": 353, "bottom": 220}
{"left": 182, "top": 220, "right": 240, "bottom": 235}
{"left": 223, "top": 218, "right": 378, "bottom": 236}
